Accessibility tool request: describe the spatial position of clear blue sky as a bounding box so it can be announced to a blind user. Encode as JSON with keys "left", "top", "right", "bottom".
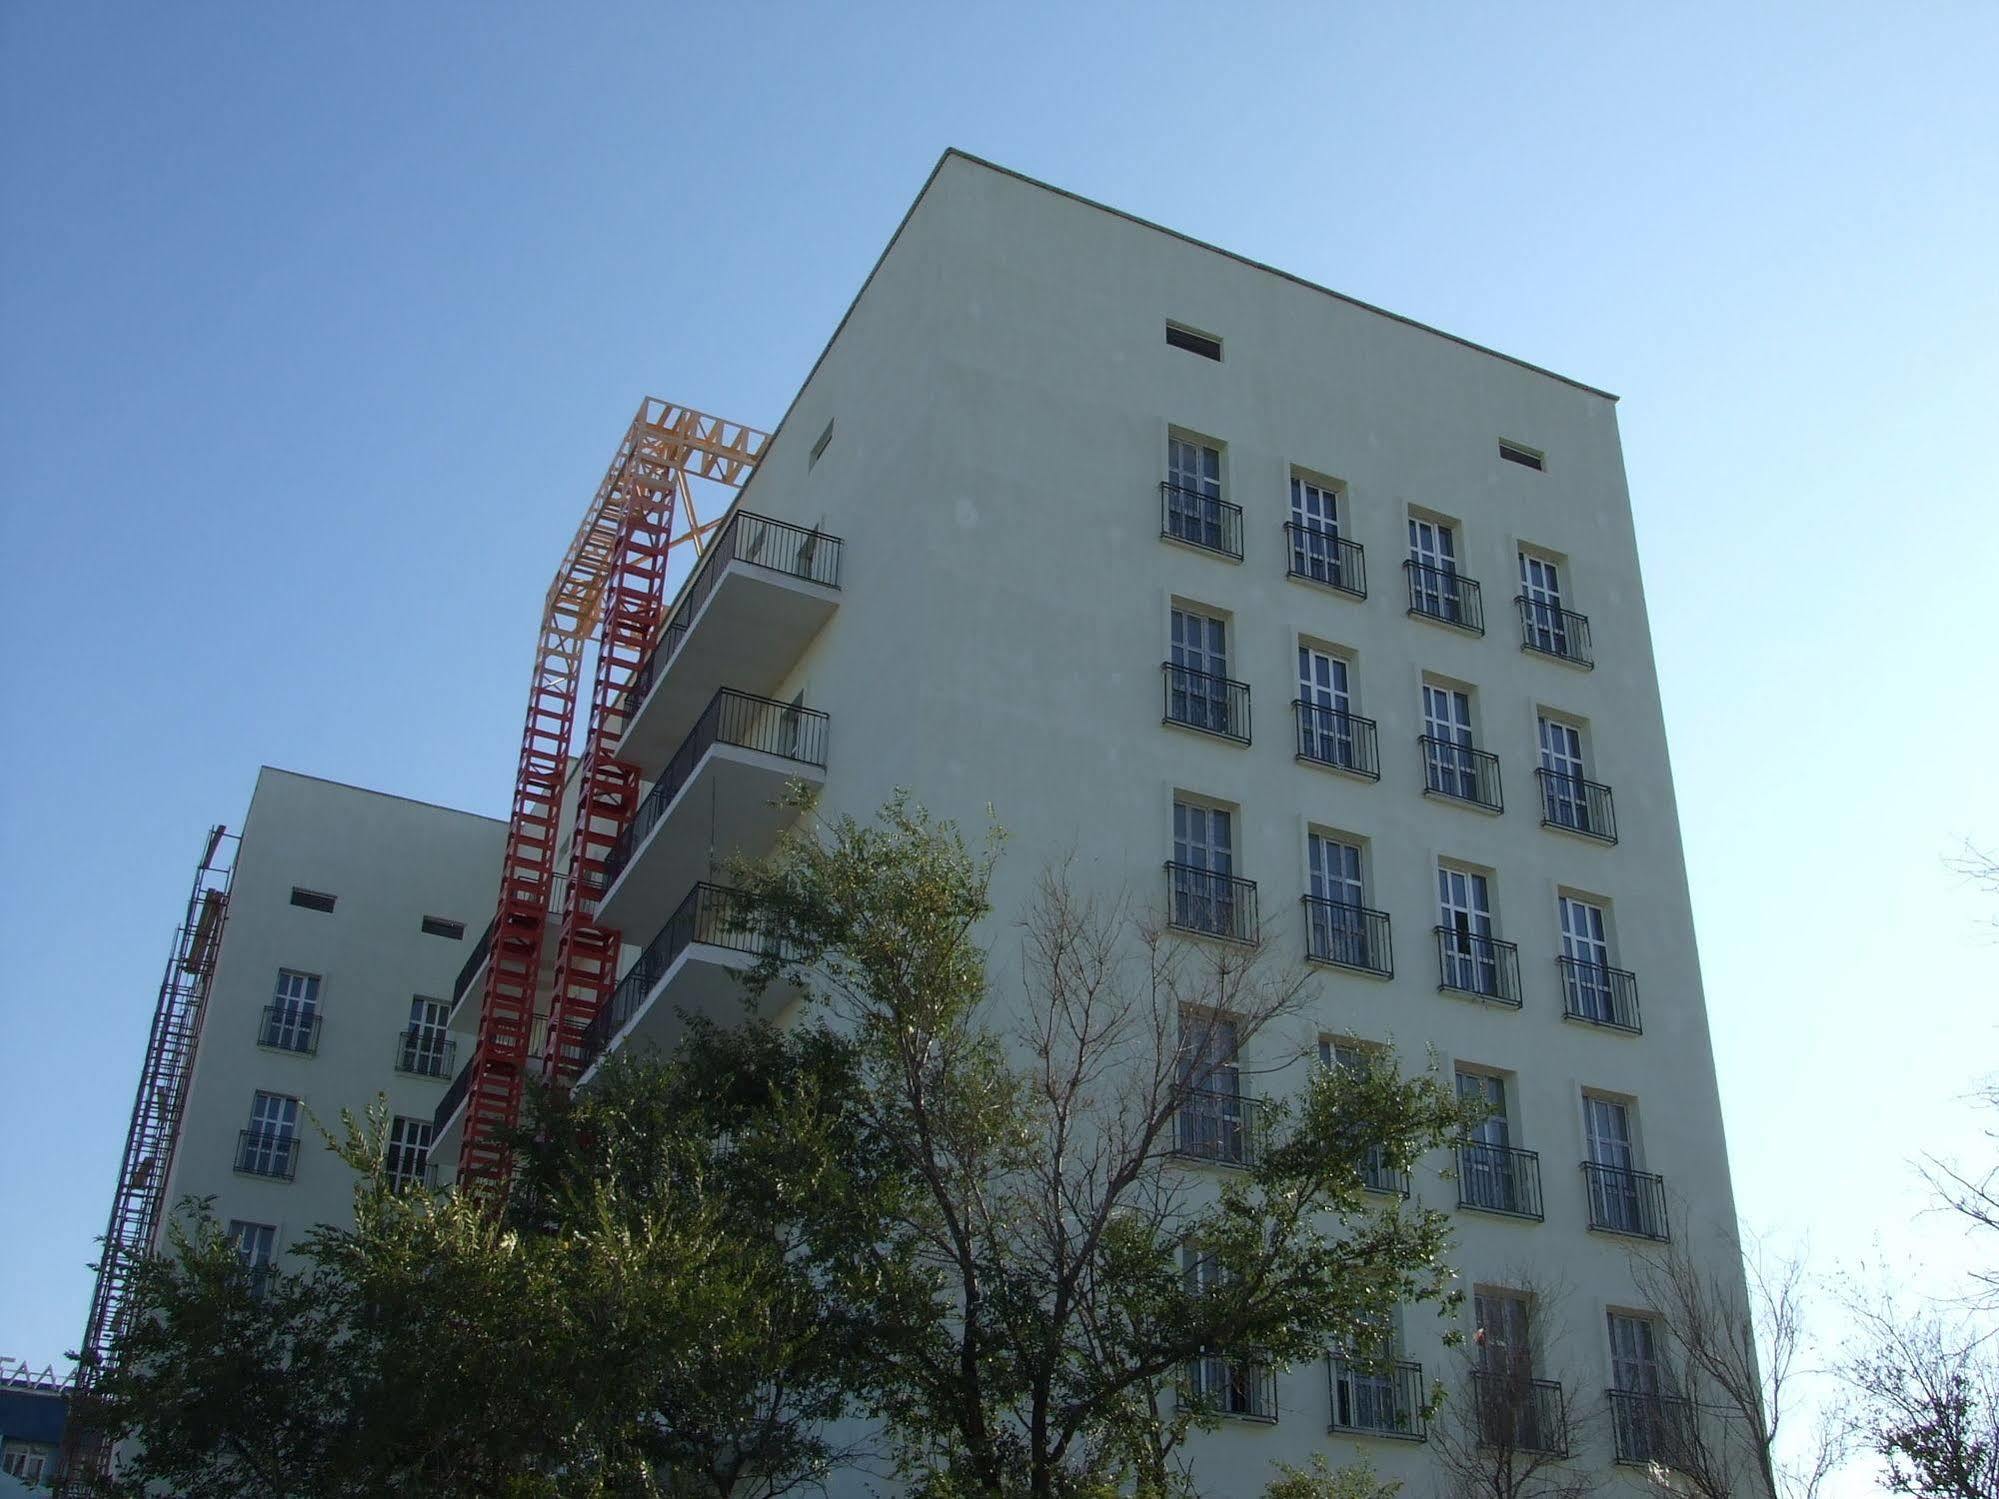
{"left": 3, "top": 5, "right": 1993, "bottom": 1487}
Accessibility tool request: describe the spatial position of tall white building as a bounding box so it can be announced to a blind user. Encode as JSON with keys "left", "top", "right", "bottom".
{"left": 121, "top": 768, "right": 502, "bottom": 1292}
{"left": 437, "top": 151, "right": 1747, "bottom": 1491}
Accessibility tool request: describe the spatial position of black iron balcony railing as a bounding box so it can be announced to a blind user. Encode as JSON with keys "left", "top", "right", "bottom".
{"left": 1184, "top": 1352, "right": 1278, "bottom": 1422}
{"left": 1285, "top": 523, "right": 1367, "bottom": 599}
{"left": 626, "top": 511, "right": 844, "bottom": 712}
{"left": 235, "top": 1128, "right": 298, "bottom": 1181}
{"left": 451, "top": 914, "right": 496, "bottom": 1007}
{"left": 1165, "top": 862, "right": 1259, "bottom": 945}
{"left": 1160, "top": 482, "right": 1243, "bottom": 560}
{"left": 1457, "top": 1142, "right": 1545, "bottom": 1220}
{"left": 1405, "top": 560, "right": 1485, "bottom": 634}
{"left": 1558, "top": 957, "right": 1642, "bottom": 1033}
{"left": 576, "top": 883, "right": 797, "bottom": 1073}
{"left": 1294, "top": 702, "right": 1380, "bottom": 779}
{"left": 1421, "top": 737, "right": 1504, "bottom": 812}
{"left": 603, "top": 688, "right": 831, "bottom": 890}
{"left": 1302, "top": 895, "right": 1393, "bottom": 978}
{"left": 1582, "top": 1163, "right": 1671, "bottom": 1241}
{"left": 434, "top": 1057, "right": 473, "bottom": 1135}
{"left": 1536, "top": 768, "right": 1616, "bottom": 843}
{"left": 1172, "top": 1087, "right": 1262, "bottom": 1167}
{"left": 1515, "top": 596, "right": 1594, "bottom": 669}
{"left": 1162, "top": 662, "right": 1251, "bottom": 744}
{"left": 1328, "top": 1354, "right": 1426, "bottom": 1440}
{"left": 1609, "top": 1389, "right": 1698, "bottom": 1468}
{"left": 258, "top": 1004, "right": 320, "bottom": 1055}
{"left": 1359, "top": 1147, "right": 1411, "bottom": 1198}
{"left": 1472, "top": 1370, "right": 1568, "bottom": 1456}
{"left": 1434, "top": 927, "right": 1523, "bottom": 1007}
{"left": 395, "top": 1028, "right": 456, "bottom": 1079}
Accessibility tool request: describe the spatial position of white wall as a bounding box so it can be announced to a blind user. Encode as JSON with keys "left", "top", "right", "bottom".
{"left": 160, "top": 767, "right": 503, "bottom": 1261}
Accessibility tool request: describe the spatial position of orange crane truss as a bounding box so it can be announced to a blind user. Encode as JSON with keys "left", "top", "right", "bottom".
{"left": 459, "top": 400, "right": 767, "bottom": 1184}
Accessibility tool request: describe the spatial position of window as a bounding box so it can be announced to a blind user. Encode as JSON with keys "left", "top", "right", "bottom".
{"left": 1330, "top": 1308, "right": 1417, "bottom": 1437}
{"left": 239, "top": 1091, "right": 299, "bottom": 1178}
{"left": 261, "top": 969, "right": 320, "bottom": 1054}
{"left": 1170, "top": 799, "right": 1246, "bottom": 940}
{"left": 1537, "top": 714, "right": 1601, "bottom": 835}
{"left": 1582, "top": 1094, "right": 1665, "bottom": 1238}
{"left": 1457, "top": 1071, "right": 1539, "bottom": 1218}
{"left": 1288, "top": 476, "right": 1362, "bottom": 595}
{"left": 1296, "top": 645, "right": 1371, "bottom": 775}
{"left": 1175, "top": 1007, "right": 1248, "bottom": 1164}
{"left": 229, "top": 1219, "right": 277, "bottom": 1269}
{"left": 1166, "top": 607, "right": 1240, "bottom": 739}
{"left": 1519, "top": 552, "right": 1568, "bottom": 653}
{"left": 1408, "top": 516, "right": 1459, "bottom": 612}
{"left": 1179, "top": 1244, "right": 1275, "bottom": 1420}
{"left": 1608, "top": 1313, "right": 1688, "bottom": 1465}
{"left": 2, "top": 1441, "right": 50, "bottom": 1483}
{"left": 421, "top": 915, "right": 465, "bottom": 940}
{"left": 1307, "top": 833, "right": 1385, "bottom": 974}
{"left": 1476, "top": 1289, "right": 1534, "bottom": 1378}
{"left": 1438, "top": 864, "right": 1513, "bottom": 1000}
{"left": 1323, "top": 1040, "right": 1403, "bottom": 1192}
{"left": 1499, "top": 441, "right": 1545, "bottom": 471}
{"left": 386, "top": 1115, "right": 433, "bottom": 1192}
{"left": 289, "top": 887, "right": 336, "bottom": 912}
{"left": 399, "top": 996, "right": 452, "bottom": 1077}
{"left": 1163, "top": 435, "right": 1234, "bottom": 554}
{"left": 1560, "top": 897, "right": 1613, "bottom": 1021}
{"left": 1422, "top": 683, "right": 1478, "bottom": 800}
{"left": 1165, "top": 322, "right": 1222, "bottom": 361}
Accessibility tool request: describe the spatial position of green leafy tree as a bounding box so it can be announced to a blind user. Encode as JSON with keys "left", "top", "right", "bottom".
{"left": 734, "top": 793, "right": 1481, "bottom": 1498}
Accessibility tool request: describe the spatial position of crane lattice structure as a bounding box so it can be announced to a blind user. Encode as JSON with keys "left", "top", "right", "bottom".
{"left": 458, "top": 399, "right": 768, "bottom": 1185}
{"left": 59, "top": 826, "right": 237, "bottom": 1491}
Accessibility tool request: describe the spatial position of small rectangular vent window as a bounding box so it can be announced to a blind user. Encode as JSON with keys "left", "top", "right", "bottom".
{"left": 1499, "top": 441, "right": 1544, "bottom": 471}
{"left": 290, "top": 888, "right": 336, "bottom": 913}
{"left": 808, "top": 418, "right": 835, "bottom": 469}
{"left": 421, "top": 916, "right": 465, "bottom": 940}
{"left": 1166, "top": 323, "right": 1223, "bottom": 362}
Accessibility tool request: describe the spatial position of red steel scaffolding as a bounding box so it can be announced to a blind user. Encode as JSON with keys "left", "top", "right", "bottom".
{"left": 457, "top": 400, "right": 767, "bottom": 1185}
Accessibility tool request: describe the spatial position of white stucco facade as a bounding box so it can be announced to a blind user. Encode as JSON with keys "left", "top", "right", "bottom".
{"left": 156, "top": 767, "right": 503, "bottom": 1270}
{"left": 530, "top": 152, "right": 1748, "bottom": 1492}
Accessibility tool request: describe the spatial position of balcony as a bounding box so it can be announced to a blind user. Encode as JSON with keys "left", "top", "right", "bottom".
{"left": 1294, "top": 703, "right": 1380, "bottom": 780}
{"left": 1537, "top": 768, "right": 1617, "bottom": 843}
{"left": 1302, "top": 896, "right": 1393, "bottom": 978}
{"left": 1404, "top": 560, "right": 1485, "bottom": 634}
{"left": 1172, "top": 1087, "right": 1262, "bottom": 1168}
{"left": 1159, "top": 482, "right": 1243, "bottom": 561}
{"left": 1359, "top": 1146, "right": 1411, "bottom": 1198}
{"left": 616, "top": 511, "right": 842, "bottom": 771}
{"left": 1582, "top": 1163, "right": 1671, "bottom": 1241}
{"left": 576, "top": 883, "right": 803, "bottom": 1080}
{"left": 1610, "top": 1390, "right": 1698, "bottom": 1468}
{"left": 1328, "top": 1355, "right": 1426, "bottom": 1440}
{"left": 1184, "top": 1353, "right": 1277, "bottom": 1422}
{"left": 433, "top": 1058, "right": 472, "bottom": 1138}
{"left": 449, "top": 915, "right": 495, "bottom": 1011}
{"left": 1515, "top": 597, "right": 1594, "bottom": 669}
{"left": 1434, "top": 927, "right": 1523, "bottom": 1007}
{"left": 395, "top": 1027, "right": 456, "bottom": 1079}
{"left": 1559, "top": 958, "right": 1642, "bottom": 1034}
{"left": 1162, "top": 662, "right": 1250, "bottom": 744}
{"left": 1472, "top": 1370, "right": 1568, "bottom": 1455}
{"left": 596, "top": 688, "right": 829, "bottom": 937}
{"left": 1285, "top": 523, "right": 1366, "bottom": 600}
{"left": 258, "top": 1004, "right": 319, "bottom": 1056}
{"left": 1165, "top": 863, "right": 1259, "bottom": 945}
{"left": 1421, "top": 737, "right": 1503, "bottom": 813}
{"left": 1457, "top": 1143, "right": 1545, "bottom": 1221}
{"left": 235, "top": 1128, "right": 298, "bottom": 1181}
